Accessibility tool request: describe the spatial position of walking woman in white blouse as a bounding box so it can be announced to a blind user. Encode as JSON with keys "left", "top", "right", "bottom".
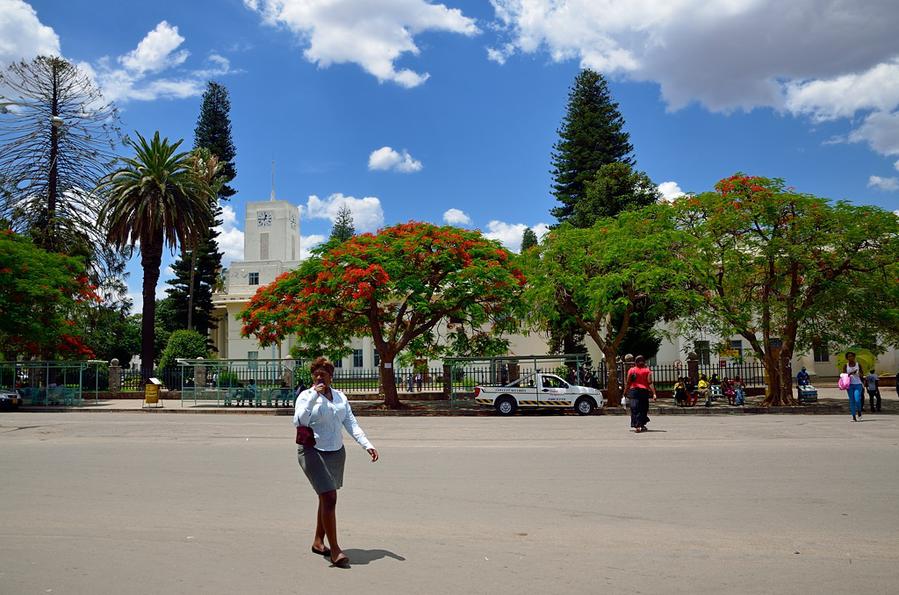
{"left": 294, "top": 357, "right": 379, "bottom": 568}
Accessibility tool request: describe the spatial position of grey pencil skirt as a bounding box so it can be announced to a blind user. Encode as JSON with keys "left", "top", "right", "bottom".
{"left": 297, "top": 446, "right": 346, "bottom": 494}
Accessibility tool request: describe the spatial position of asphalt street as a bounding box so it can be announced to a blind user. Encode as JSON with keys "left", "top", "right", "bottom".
{"left": 1, "top": 413, "right": 897, "bottom": 594}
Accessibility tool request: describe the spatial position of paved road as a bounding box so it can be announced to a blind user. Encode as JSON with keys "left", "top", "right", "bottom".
{"left": 1, "top": 413, "right": 897, "bottom": 594}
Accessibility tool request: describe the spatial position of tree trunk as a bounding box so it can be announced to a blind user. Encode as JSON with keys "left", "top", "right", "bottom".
{"left": 603, "top": 348, "right": 621, "bottom": 406}
{"left": 187, "top": 246, "right": 197, "bottom": 330}
{"left": 45, "top": 60, "right": 59, "bottom": 253}
{"left": 761, "top": 349, "right": 796, "bottom": 406}
{"left": 140, "top": 237, "right": 163, "bottom": 383}
{"left": 379, "top": 356, "right": 401, "bottom": 409}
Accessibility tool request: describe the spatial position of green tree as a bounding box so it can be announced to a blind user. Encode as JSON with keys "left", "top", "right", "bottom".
{"left": 158, "top": 329, "right": 209, "bottom": 370}
{"left": 239, "top": 222, "right": 527, "bottom": 408}
{"left": 551, "top": 69, "right": 634, "bottom": 224}
{"left": 569, "top": 163, "right": 659, "bottom": 228}
{"left": 525, "top": 206, "right": 694, "bottom": 403}
{"left": 549, "top": 69, "right": 635, "bottom": 359}
{"left": 673, "top": 175, "right": 899, "bottom": 406}
{"left": 97, "top": 132, "right": 216, "bottom": 381}
{"left": 0, "top": 228, "right": 97, "bottom": 359}
{"left": 330, "top": 204, "right": 356, "bottom": 243}
{"left": 168, "top": 82, "right": 235, "bottom": 333}
{"left": 0, "top": 56, "right": 122, "bottom": 281}
{"left": 521, "top": 227, "right": 538, "bottom": 251}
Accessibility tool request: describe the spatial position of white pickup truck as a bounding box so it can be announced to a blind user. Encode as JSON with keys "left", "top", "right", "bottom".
{"left": 474, "top": 373, "right": 605, "bottom": 416}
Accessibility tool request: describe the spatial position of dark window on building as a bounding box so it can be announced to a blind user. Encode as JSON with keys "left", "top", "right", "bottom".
{"left": 695, "top": 340, "right": 711, "bottom": 365}
{"left": 353, "top": 349, "right": 363, "bottom": 368}
{"left": 334, "top": 358, "right": 342, "bottom": 369}
{"left": 248, "top": 272, "right": 259, "bottom": 285}
{"left": 813, "top": 343, "right": 829, "bottom": 363}
{"left": 730, "top": 340, "right": 743, "bottom": 359}
{"left": 373, "top": 350, "right": 380, "bottom": 367}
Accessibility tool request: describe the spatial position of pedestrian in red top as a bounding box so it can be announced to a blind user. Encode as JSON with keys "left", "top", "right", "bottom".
{"left": 623, "top": 355, "right": 657, "bottom": 433}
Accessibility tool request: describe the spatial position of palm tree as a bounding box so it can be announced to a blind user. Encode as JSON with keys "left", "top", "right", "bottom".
{"left": 98, "top": 131, "right": 215, "bottom": 382}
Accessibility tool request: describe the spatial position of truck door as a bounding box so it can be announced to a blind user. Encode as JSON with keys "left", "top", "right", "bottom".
{"left": 539, "top": 374, "right": 569, "bottom": 406}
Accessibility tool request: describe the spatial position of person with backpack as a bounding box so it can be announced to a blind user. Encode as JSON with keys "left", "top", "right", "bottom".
{"left": 843, "top": 352, "right": 866, "bottom": 422}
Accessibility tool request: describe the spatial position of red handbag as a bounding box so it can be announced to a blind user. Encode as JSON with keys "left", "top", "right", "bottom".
{"left": 295, "top": 425, "right": 316, "bottom": 448}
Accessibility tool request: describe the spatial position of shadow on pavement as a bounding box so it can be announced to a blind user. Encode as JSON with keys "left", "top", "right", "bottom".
{"left": 341, "top": 548, "right": 406, "bottom": 565}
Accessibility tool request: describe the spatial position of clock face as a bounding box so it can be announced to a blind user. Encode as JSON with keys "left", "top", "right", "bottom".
{"left": 257, "top": 210, "right": 273, "bottom": 227}
{"left": 288, "top": 211, "right": 297, "bottom": 229}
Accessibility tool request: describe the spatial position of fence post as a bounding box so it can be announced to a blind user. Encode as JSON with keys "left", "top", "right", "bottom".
{"left": 109, "top": 358, "right": 121, "bottom": 394}
{"left": 687, "top": 352, "right": 699, "bottom": 385}
{"left": 442, "top": 364, "right": 452, "bottom": 398}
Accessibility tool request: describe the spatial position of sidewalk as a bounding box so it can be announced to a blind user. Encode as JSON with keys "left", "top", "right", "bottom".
{"left": 13, "top": 386, "right": 897, "bottom": 416}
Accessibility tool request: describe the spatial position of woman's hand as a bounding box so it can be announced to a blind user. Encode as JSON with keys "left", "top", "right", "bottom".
{"left": 367, "top": 448, "right": 379, "bottom": 463}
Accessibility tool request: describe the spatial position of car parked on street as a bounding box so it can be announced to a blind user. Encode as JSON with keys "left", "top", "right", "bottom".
{"left": 475, "top": 372, "right": 605, "bottom": 416}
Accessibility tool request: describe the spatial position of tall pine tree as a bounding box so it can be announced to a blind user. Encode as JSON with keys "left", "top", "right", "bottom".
{"left": 521, "top": 227, "right": 538, "bottom": 251}
{"left": 329, "top": 205, "right": 355, "bottom": 243}
{"left": 551, "top": 69, "right": 633, "bottom": 223}
{"left": 167, "top": 82, "right": 236, "bottom": 336}
{"left": 548, "top": 69, "right": 644, "bottom": 362}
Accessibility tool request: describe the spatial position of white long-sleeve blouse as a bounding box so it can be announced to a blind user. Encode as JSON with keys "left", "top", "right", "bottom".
{"left": 292, "top": 387, "right": 374, "bottom": 452}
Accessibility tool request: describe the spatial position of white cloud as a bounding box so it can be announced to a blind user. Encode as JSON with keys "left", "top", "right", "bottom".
{"left": 848, "top": 110, "right": 899, "bottom": 156}
{"left": 491, "top": 1, "right": 899, "bottom": 113}
{"left": 785, "top": 59, "right": 899, "bottom": 122}
{"left": 215, "top": 203, "right": 245, "bottom": 264}
{"left": 119, "top": 21, "right": 189, "bottom": 74}
{"left": 895, "top": 160, "right": 899, "bottom": 172}
{"left": 0, "top": 0, "right": 60, "bottom": 65}
{"left": 302, "top": 193, "right": 384, "bottom": 232}
{"left": 867, "top": 175, "right": 899, "bottom": 191}
{"left": 93, "top": 23, "right": 235, "bottom": 103}
{"left": 489, "top": 1, "right": 899, "bottom": 159}
{"left": 657, "top": 181, "right": 685, "bottom": 202}
{"left": 300, "top": 234, "right": 326, "bottom": 260}
{"left": 244, "top": 0, "right": 479, "bottom": 87}
{"left": 483, "top": 220, "right": 550, "bottom": 253}
{"left": 368, "top": 146, "right": 423, "bottom": 173}
{"left": 443, "top": 208, "right": 472, "bottom": 226}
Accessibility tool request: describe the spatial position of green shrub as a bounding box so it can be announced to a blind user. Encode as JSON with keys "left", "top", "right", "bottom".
{"left": 158, "top": 330, "right": 209, "bottom": 370}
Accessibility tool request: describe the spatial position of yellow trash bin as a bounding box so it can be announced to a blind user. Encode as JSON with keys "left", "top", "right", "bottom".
{"left": 143, "top": 378, "right": 163, "bottom": 408}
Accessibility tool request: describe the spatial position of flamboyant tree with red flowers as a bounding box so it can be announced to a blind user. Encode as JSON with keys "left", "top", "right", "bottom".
{"left": 673, "top": 174, "right": 899, "bottom": 405}
{"left": 239, "top": 222, "right": 527, "bottom": 408}
{"left": 0, "top": 228, "right": 99, "bottom": 359}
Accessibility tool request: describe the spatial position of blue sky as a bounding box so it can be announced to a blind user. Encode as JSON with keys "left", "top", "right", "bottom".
{"left": 3, "top": 0, "right": 898, "bottom": 312}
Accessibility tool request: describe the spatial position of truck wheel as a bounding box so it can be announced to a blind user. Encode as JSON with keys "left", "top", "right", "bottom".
{"left": 495, "top": 396, "right": 517, "bottom": 416}
{"left": 574, "top": 396, "right": 596, "bottom": 415}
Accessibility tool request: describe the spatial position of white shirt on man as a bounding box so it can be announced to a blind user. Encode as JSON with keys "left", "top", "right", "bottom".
{"left": 293, "top": 387, "right": 373, "bottom": 452}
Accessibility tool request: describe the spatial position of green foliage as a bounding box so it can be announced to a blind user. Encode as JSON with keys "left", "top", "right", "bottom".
{"left": 158, "top": 330, "right": 209, "bottom": 370}
{"left": 329, "top": 205, "right": 356, "bottom": 243}
{"left": 216, "top": 370, "right": 240, "bottom": 387}
{"left": 673, "top": 174, "right": 899, "bottom": 404}
{"left": 521, "top": 227, "right": 539, "bottom": 251}
{"left": 0, "top": 56, "right": 122, "bottom": 275}
{"left": 525, "top": 204, "right": 695, "bottom": 400}
{"left": 0, "top": 228, "right": 96, "bottom": 358}
{"left": 241, "top": 222, "right": 527, "bottom": 407}
{"left": 550, "top": 69, "right": 634, "bottom": 224}
{"left": 193, "top": 82, "right": 237, "bottom": 200}
{"left": 167, "top": 82, "right": 236, "bottom": 337}
{"left": 569, "top": 163, "right": 659, "bottom": 228}
{"left": 97, "top": 131, "right": 216, "bottom": 378}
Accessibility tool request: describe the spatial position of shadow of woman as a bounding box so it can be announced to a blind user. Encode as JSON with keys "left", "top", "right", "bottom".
{"left": 341, "top": 548, "right": 406, "bottom": 565}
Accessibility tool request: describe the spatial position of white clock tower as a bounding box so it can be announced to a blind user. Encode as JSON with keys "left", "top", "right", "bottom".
{"left": 245, "top": 200, "right": 301, "bottom": 262}
{"left": 210, "top": 198, "right": 303, "bottom": 359}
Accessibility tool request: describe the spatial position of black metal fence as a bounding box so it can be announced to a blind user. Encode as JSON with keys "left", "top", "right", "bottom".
{"left": 115, "top": 358, "right": 770, "bottom": 394}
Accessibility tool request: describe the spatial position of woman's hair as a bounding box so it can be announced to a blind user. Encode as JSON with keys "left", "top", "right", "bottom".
{"left": 310, "top": 356, "right": 335, "bottom": 377}
{"left": 846, "top": 351, "right": 856, "bottom": 357}
{"left": 635, "top": 355, "right": 645, "bottom": 364}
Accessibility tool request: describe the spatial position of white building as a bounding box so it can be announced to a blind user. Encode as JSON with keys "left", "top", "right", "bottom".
{"left": 210, "top": 199, "right": 302, "bottom": 361}
{"left": 210, "top": 201, "right": 898, "bottom": 377}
